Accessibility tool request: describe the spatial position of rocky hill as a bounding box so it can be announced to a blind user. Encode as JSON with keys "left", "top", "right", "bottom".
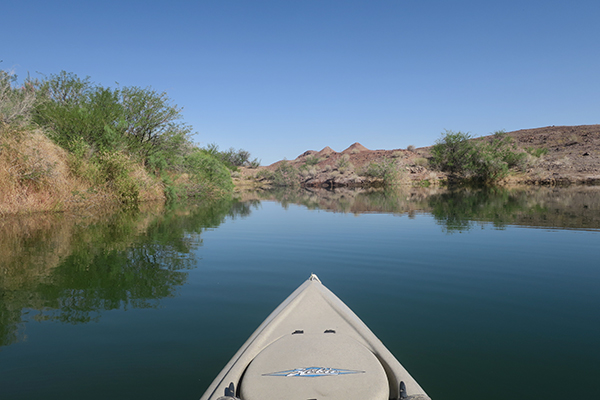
{"left": 238, "top": 125, "right": 600, "bottom": 188}
{"left": 503, "top": 125, "right": 600, "bottom": 184}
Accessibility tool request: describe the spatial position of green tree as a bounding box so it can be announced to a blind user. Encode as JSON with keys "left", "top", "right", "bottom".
{"left": 203, "top": 143, "right": 258, "bottom": 169}
{"left": 34, "top": 72, "right": 125, "bottom": 151}
{"left": 120, "top": 86, "right": 191, "bottom": 164}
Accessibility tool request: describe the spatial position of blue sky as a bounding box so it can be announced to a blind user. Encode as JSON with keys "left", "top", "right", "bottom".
{"left": 3, "top": 0, "right": 599, "bottom": 165}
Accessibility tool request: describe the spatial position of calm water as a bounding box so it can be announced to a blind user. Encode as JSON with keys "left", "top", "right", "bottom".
{"left": 1, "top": 187, "right": 599, "bottom": 400}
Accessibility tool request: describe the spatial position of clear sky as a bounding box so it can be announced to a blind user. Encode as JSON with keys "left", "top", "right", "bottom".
{"left": 3, "top": 0, "right": 599, "bottom": 165}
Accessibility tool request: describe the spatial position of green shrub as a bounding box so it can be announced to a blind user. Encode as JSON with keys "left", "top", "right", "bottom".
{"left": 431, "top": 130, "right": 526, "bottom": 184}
{"left": 204, "top": 143, "right": 257, "bottom": 169}
{"left": 335, "top": 154, "right": 353, "bottom": 173}
{"left": 480, "top": 131, "right": 527, "bottom": 174}
{"left": 361, "top": 158, "right": 400, "bottom": 185}
{"left": 303, "top": 155, "right": 321, "bottom": 166}
{"left": 66, "top": 136, "right": 101, "bottom": 183}
{"left": 97, "top": 151, "right": 139, "bottom": 205}
{"left": 256, "top": 161, "right": 299, "bottom": 187}
{"left": 526, "top": 147, "right": 548, "bottom": 158}
{"left": 430, "top": 131, "right": 476, "bottom": 175}
{"left": 161, "top": 175, "right": 179, "bottom": 201}
{"left": 183, "top": 150, "right": 233, "bottom": 195}
{"left": 34, "top": 71, "right": 193, "bottom": 169}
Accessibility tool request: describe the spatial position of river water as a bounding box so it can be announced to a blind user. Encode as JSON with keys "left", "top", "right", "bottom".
{"left": 1, "top": 186, "right": 599, "bottom": 400}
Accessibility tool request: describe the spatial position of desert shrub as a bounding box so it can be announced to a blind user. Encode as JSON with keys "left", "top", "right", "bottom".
{"left": 255, "top": 169, "right": 274, "bottom": 181}
{"left": 183, "top": 150, "right": 233, "bottom": 195}
{"left": 247, "top": 158, "right": 261, "bottom": 168}
{"left": 0, "top": 70, "right": 37, "bottom": 127}
{"left": 303, "top": 155, "right": 321, "bottom": 166}
{"left": 413, "top": 157, "right": 429, "bottom": 167}
{"left": 407, "top": 145, "right": 416, "bottom": 152}
{"left": 335, "top": 154, "right": 353, "bottom": 173}
{"left": 431, "top": 130, "right": 526, "bottom": 184}
{"left": 526, "top": 147, "right": 548, "bottom": 158}
{"left": 482, "top": 131, "right": 527, "bottom": 172}
{"left": 430, "top": 131, "right": 476, "bottom": 175}
{"left": 273, "top": 161, "right": 300, "bottom": 186}
{"left": 361, "top": 158, "right": 400, "bottom": 185}
{"left": 203, "top": 143, "right": 259, "bottom": 170}
{"left": 221, "top": 147, "right": 250, "bottom": 168}
{"left": 97, "top": 151, "right": 139, "bottom": 205}
{"left": 300, "top": 166, "right": 317, "bottom": 179}
{"left": 256, "top": 161, "right": 299, "bottom": 187}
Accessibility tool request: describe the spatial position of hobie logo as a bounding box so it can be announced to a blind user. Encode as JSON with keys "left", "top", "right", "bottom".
{"left": 263, "top": 367, "right": 364, "bottom": 377}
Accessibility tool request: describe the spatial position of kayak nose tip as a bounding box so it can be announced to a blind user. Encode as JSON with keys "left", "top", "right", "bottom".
{"left": 309, "top": 273, "right": 321, "bottom": 282}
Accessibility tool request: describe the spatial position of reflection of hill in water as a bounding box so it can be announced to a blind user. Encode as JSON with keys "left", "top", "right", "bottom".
{"left": 0, "top": 199, "right": 255, "bottom": 348}
{"left": 243, "top": 187, "right": 442, "bottom": 215}
{"left": 247, "top": 186, "right": 600, "bottom": 231}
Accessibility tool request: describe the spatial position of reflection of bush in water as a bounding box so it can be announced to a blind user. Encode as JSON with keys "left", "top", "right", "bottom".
{"left": 427, "top": 187, "right": 523, "bottom": 232}
{"left": 254, "top": 186, "right": 600, "bottom": 232}
{"left": 428, "top": 186, "right": 600, "bottom": 232}
{"left": 0, "top": 197, "right": 252, "bottom": 347}
{"left": 255, "top": 187, "right": 433, "bottom": 214}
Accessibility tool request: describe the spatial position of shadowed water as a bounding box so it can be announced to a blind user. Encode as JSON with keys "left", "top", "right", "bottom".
{"left": 1, "top": 187, "right": 599, "bottom": 400}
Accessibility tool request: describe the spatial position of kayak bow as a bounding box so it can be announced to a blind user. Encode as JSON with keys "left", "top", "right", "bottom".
{"left": 200, "top": 274, "right": 431, "bottom": 400}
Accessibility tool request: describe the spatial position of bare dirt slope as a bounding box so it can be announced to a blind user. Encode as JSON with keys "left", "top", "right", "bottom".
{"left": 505, "top": 125, "right": 600, "bottom": 184}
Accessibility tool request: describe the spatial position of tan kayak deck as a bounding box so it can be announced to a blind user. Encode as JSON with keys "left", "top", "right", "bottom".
{"left": 200, "top": 274, "right": 431, "bottom": 400}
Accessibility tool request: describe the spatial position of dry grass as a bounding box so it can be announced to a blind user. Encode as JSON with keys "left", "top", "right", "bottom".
{"left": 413, "top": 157, "right": 429, "bottom": 167}
{"left": 0, "top": 127, "right": 165, "bottom": 215}
{"left": 130, "top": 161, "right": 165, "bottom": 202}
{"left": 1, "top": 127, "right": 75, "bottom": 214}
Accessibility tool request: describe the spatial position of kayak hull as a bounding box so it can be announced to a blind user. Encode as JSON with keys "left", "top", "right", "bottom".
{"left": 200, "top": 274, "right": 431, "bottom": 400}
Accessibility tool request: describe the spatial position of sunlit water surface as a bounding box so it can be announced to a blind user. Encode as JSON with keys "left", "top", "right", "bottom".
{"left": 1, "top": 187, "right": 599, "bottom": 400}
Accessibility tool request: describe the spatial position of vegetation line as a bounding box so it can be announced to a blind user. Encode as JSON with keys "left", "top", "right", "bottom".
{"left": 0, "top": 68, "right": 258, "bottom": 215}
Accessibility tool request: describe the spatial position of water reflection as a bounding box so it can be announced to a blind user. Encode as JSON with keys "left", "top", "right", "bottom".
{"left": 0, "top": 198, "right": 256, "bottom": 348}
{"left": 248, "top": 185, "right": 600, "bottom": 231}
{"left": 2, "top": 186, "right": 599, "bottom": 347}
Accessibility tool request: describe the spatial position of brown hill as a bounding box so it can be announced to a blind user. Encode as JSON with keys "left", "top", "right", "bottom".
{"left": 504, "top": 124, "right": 600, "bottom": 184}
{"left": 341, "top": 142, "right": 369, "bottom": 154}
{"left": 260, "top": 125, "right": 600, "bottom": 186}
{"left": 318, "top": 146, "right": 336, "bottom": 156}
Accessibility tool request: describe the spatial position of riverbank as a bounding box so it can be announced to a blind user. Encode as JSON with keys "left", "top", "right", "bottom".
{"left": 0, "top": 126, "right": 231, "bottom": 215}
{"left": 1, "top": 69, "right": 237, "bottom": 216}
{"left": 235, "top": 125, "right": 600, "bottom": 189}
